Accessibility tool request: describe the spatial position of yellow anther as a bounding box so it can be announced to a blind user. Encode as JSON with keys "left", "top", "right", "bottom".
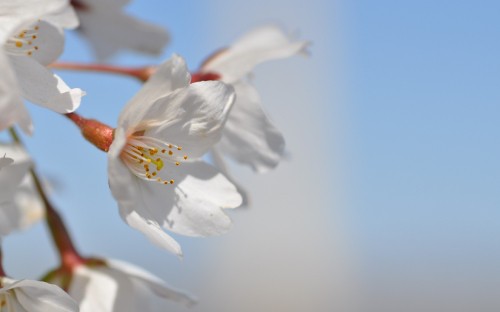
{"left": 183, "top": 155, "right": 188, "bottom": 160}
{"left": 152, "top": 172, "right": 157, "bottom": 176}
{"left": 15, "top": 41, "right": 22, "bottom": 48}
{"left": 161, "top": 149, "right": 166, "bottom": 153}
{"left": 175, "top": 162, "right": 180, "bottom": 166}
{"left": 170, "top": 179, "right": 175, "bottom": 184}
{"left": 168, "top": 150, "right": 173, "bottom": 155}
{"left": 177, "top": 146, "right": 182, "bottom": 151}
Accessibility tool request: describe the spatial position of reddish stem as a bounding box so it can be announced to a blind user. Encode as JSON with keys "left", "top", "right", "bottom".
{"left": 0, "top": 249, "right": 6, "bottom": 278}
{"left": 50, "top": 62, "right": 155, "bottom": 82}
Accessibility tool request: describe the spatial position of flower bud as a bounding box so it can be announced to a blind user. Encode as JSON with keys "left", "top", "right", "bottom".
{"left": 66, "top": 113, "right": 114, "bottom": 152}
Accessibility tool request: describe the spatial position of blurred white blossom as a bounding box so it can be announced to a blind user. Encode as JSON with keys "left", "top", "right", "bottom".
{"left": 0, "top": 277, "right": 78, "bottom": 312}
{"left": 71, "top": 0, "right": 169, "bottom": 60}
{"left": 201, "top": 25, "right": 309, "bottom": 173}
{"left": 0, "top": 144, "right": 43, "bottom": 237}
{"left": 0, "top": 154, "right": 14, "bottom": 171}
{"left": 63, "top": 259, "right": 196, "bottom": 312}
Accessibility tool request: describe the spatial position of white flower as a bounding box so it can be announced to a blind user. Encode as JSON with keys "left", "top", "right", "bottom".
{"left": 64, "top": 259, "right": 196, "bottom": 312}
{"left": 199, "top": 25, "right": 309, "bottom": 173}
{"left": 0, "top": 154, "right": 14, "bottom": 171}
{"left": 0, "top": 0, "right": 84, "bottom": 134}
{"left": 0, "top": 277, "right": 79, "bottom": 312}
{"left": 0, "top": 144, "right": 42, "bottom": 237}
{"left": 108, "top": 55, "right": 242, "bottom": 257}
{"left": 71, "top": 0, "right": 169, "bottom": 60}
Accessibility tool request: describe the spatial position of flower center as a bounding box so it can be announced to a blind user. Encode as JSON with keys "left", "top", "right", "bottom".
{"left": 5, "top": 22, "right": 40, "bottom": 57}
{"left": 120, "top": 135, "right": 188, "bottom": 185}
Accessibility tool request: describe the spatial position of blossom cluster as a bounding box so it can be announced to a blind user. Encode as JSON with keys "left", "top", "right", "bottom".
{"left": 0, "top": 0, "right": 308, "bottom": 310}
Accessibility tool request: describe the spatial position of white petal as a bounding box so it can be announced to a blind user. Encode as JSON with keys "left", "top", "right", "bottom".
{"left": 76, "top": 0, "right": 130, "bottom": 9}
{"left": 136, "top": 81, "right": 235, "bottom": 159}
{"left": 0, "top": 146, "right": 35, "bottom": 236}
{"left": 0, "top": 0, "right": 69, "bottom": 41}
{"left": 43, "top": 6, "right": 80, "bottom": 29}
{"left": 9, "top": 279, "right": 79, "bottom": 312}
{"left": 30, "top": 21, "right": 65, "bottom": 66}
{"left": 211, "top": 148, "right": 250, "bottom": 206}
{"left": 218, "top": 81, "right": 285, "bottom": 173}
{"left": 0, "top": 52, "right": 32, "bottom": 133}
{"left": 77, "top": 7, "right": 169, "bottom": 60}
{"left": 4, "top": 174, "right": 46, "bottom": 233}
{"left": 118, "top": 55, "right": 190, "bottom": 129}
{"left": 0, "top": 156, "right": 14, "bottom": 170}
{"left": 70, "top": 266, "right": 120, "bottom": 312}
{"left": 165, "top": 162, "right": 241, "bottom": 236}
{"left": 202, "top": 25, "right": 310, "bottom": 83}
{"left": 0, "top": 201, "right": 26, "bottom": 237}
{"left": 106, "top": 259, "right": 197, "bottom": 307}
{"left": 10, "top": 55, "right": 84, "bottom": 113}
{"left": 108, "top": 154, "right": 183, "bottom": 257}
{"left": 0, "top": 144, "right": 32, "bottom": 205}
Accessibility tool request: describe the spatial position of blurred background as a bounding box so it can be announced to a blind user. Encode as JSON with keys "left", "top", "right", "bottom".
{"left": 3, "top": 0, "right": 500, "bottom": 311}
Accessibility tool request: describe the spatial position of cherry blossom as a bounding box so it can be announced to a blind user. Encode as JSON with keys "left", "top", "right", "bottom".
{"left": 51, "top": 258, "right": 196, "bottom": 312}
{"left": 197, "top": 25, "right": 309, "bottom": 173}
{"left": 0, "top": 277, "right": 78, "bottom": 312}
{"left": 0, "top": 0, "right": 84, "bottom": 134}
{"left": 0, "top": 154, "right": 14, "bottom": 171}
{"left": 0, "top": 144, "right": 41, "bottom": 237}
{"left": 107, "top": 55, "right": 242, "bottom": 257}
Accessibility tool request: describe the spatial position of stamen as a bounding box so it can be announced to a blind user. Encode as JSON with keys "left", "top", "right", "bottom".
{"left": 120, "top": 134, "right": 188, "bottom": 186}
{"left": 5, "top": 22, "right": 41, "bottom": 57}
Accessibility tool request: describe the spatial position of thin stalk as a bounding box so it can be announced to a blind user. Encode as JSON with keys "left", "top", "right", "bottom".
{"left": 8, "top": 128, "right": 84, "bottom": 270}
{"left": 50, "top": 62, "right": 154, "bottom": 82}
